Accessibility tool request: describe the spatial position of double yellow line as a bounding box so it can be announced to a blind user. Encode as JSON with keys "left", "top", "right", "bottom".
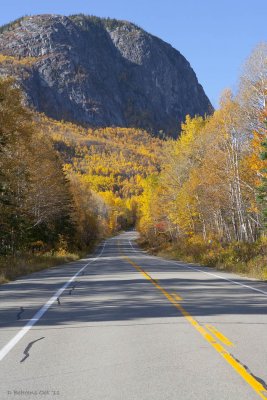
{"left": 123, "top": 253, "right": 267, "bottom": 400}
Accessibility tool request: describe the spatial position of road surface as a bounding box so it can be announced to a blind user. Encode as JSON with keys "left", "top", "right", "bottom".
{"left": 0, "top": 231, "right": 267, "bottom": 400}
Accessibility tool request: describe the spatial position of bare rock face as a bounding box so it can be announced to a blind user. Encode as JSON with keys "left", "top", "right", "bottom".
{"left": 0, "top": 14, "right": 213, "bottom": 136}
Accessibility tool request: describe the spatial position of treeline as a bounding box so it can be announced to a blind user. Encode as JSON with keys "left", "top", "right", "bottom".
{"left": 138, "top": 43, "right": 267, "bottom": 277}
{"left": 0, "top": 16, "right": 26, "bottom": 34}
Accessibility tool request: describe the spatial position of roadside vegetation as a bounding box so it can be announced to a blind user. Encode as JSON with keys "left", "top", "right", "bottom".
{"left": 0, "top": 252, "right": 81, "bottom": 284}
{"left": 140, "top": 237, "right": 267, "bottom": 280}
{"left": 138, "top": 43, "right": 267, "bottom": 279}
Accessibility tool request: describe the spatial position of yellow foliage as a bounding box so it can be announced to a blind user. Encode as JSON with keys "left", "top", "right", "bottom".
{"left": 37, "top": 115, "right": 163, "bottom": 233}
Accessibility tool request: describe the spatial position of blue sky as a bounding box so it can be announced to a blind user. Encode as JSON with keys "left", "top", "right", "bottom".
{"left": 0, "top": 0, "right": 266, "bottom": 107}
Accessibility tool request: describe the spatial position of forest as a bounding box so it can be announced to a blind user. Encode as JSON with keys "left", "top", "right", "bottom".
{"left": 0, "top": 42, "right": 266, "bottom": 282}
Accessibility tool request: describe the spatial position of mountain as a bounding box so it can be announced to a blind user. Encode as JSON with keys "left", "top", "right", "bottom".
{"left": 0, "top": 14, "right": 213, "bottom": 136}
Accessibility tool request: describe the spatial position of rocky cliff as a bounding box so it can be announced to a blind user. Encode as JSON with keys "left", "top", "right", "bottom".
{"left": 0, "top": 14, "right": 213, "bottom": 136}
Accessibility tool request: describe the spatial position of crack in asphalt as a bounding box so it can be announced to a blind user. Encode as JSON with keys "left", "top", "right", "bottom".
{"left": 20, "top": 337, "right": 45, "bottom": 363}
{"left": 69, "top": 282, "right": 77, "bottom": 295}
{"left": 16, "top": 307, "right": 24, "bottom": 320}
{"left": 231, "top": 353, "right": 267, "bottom": 393}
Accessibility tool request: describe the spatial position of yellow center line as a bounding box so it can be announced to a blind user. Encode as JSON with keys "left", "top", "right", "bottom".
{"left": 205, "top": 324, "right": 234, "bottom": 347}
{"left": 121, "top": 247, "right": 267, "bottom": 400}
{"left": 171, "top": 293, "right": 183, "bottom": 301}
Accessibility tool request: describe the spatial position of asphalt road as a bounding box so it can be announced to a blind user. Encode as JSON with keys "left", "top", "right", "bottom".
{"left": 0, "top": 231, "right": 267, "bottom": 400}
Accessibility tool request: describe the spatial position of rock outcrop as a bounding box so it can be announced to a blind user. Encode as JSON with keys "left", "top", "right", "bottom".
{"left": 0, "top": 14, "right": 213, "bottom": 136}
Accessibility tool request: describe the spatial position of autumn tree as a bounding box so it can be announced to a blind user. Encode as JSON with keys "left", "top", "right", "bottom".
{"left": 257, "top": 119, "right": 267, "bottom": 229}
{"left": 0, "top": 77, "right": 35, "bottom": 252}
{"left": 0, "top": 78, "right": 75, "bottom": 254}
{"left": 238, "top": 42, "right": 267, "bottom": 133}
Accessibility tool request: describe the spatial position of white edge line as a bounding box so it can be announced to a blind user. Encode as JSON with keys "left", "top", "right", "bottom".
{"left": 0, "top": 241, "right": 107, "bottom": 361}
{"left": 160, "top": 257, "right": 267, "bottom": 296}
{"left": 128, "top": 240, "right": 267, "bottom": 297}
{"left": 129, "top": 240, "right": 137, "bottom": 253}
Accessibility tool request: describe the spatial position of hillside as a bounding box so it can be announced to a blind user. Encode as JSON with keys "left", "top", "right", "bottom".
{"left": 38, "top": 115, "right": 163, "bottom": 196}
{"left": 0, "top": 14, "right": 213, "bottom": 137}
{"left": 37, "top": 114, "right": 164, "bottom": 231}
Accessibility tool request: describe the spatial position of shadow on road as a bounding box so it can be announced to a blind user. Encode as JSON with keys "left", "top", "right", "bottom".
{"left": 0, "top": 237, "right": 267, "bottom": 329}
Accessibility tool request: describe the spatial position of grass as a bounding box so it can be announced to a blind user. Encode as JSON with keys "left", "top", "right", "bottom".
{"left": 0, "top": 251, "right": 84, "bottom": 284}
{"left": 139, "top": 236, "right": 267, "bottom": 281}
{"left": 0, "top": 236, "right": 101, "bottom": 285}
